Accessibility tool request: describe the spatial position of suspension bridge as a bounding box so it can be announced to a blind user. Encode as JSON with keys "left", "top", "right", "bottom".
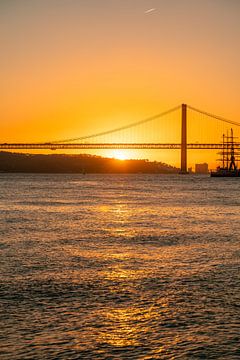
{"left": 1, "top": 104, "right": 240, "bottom": 173}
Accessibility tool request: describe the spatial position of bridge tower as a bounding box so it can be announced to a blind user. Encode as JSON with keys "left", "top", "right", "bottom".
{"left": 181, "top": 103, "right": 187, "bottom": 173}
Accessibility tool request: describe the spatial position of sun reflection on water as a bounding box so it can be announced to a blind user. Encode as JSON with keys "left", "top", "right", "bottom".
{"left": 97, "top": 299, "right": 169, "bottom": 349}
{"left": 100, "top": 308, "right": 141, "bottom": 347}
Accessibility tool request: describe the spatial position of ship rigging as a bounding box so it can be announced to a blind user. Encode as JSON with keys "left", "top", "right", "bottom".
{"left": 211, "top": 128, "right": 240, "bottom": 177}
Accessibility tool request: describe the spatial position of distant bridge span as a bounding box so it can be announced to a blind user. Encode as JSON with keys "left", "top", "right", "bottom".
{"left": 1, "top": 104, "right": 240, "bottom": 172}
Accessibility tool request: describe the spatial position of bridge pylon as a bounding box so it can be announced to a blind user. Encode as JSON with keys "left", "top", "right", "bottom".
{"left": 180, "top": 103, "right": 188, "bottom": 173}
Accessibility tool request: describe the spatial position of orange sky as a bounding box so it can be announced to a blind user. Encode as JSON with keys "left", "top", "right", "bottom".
{"left": 1, "top": 0, "right": 240, "bottom": 168}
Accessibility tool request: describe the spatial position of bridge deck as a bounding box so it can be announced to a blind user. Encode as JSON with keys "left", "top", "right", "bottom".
{"left": 1, "top": 143, "right": 239, "bottom": 150}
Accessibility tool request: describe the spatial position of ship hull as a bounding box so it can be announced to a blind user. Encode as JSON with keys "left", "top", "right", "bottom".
{"left": 211, "top": 170, "right": 240, "bottom": 177}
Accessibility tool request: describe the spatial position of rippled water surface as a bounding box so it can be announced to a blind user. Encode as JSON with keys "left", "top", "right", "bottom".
{"left": 0, "top": 174, "right": 240, "bottom": 359}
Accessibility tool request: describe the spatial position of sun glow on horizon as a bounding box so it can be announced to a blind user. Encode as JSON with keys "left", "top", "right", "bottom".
{"left": 111, "top": 150, "right": 129, "bottom": 161}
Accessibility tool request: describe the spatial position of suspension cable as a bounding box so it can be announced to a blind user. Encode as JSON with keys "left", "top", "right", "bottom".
{"left": 188, "top": 105, "right": 240, "bottom": 127}
{"left": 50, "top": 105, "right": 181, "bottom": 144}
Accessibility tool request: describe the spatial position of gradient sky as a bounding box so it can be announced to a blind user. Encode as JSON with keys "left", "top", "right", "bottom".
{"left": 1, "top": 0, "right": 240, "bottom": 166}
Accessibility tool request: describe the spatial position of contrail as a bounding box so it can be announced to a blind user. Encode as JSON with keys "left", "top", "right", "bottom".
{"left": 145, "top": 8, "right": 156, "bottom": 14}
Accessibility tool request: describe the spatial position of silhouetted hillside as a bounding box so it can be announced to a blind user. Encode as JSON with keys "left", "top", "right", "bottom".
{"left": 0, "top": 152, "right": 179, "bottom": 173}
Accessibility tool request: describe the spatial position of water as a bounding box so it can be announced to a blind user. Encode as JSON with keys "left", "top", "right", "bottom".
{"left": 0, "top": 174, "right": 239, "bottom": 359}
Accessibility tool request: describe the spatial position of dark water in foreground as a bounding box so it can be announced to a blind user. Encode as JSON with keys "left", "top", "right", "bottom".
{"left": 0, "top": 174, "right": 239, "bottom": 359}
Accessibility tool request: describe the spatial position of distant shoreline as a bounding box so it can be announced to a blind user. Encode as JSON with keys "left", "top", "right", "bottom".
{"left": 0, "top": 151, "right": 179, "bottom": 174}
{"left": 0, "top": 171, "right": 210, "bottom": 176}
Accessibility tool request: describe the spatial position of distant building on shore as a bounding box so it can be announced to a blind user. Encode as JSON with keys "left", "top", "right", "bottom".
{"left": 195, "top": 163, "right": 209, "bottom": 174}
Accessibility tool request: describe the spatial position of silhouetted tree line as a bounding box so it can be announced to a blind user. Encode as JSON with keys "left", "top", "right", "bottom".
{"left": 0, "top": 152, "right": 179, "bottom": 173}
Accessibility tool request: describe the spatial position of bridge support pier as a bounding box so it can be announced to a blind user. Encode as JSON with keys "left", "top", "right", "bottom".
{"left": 180, "top": 104, "right": 188, "bottom": 174}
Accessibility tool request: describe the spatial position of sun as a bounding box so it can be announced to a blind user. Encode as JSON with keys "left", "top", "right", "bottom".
{"left": 112, "top": 150, "right": 128, "bottom": 161}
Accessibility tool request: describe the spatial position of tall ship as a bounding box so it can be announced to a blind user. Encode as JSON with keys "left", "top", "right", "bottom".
{"left": 211, "top": 128, "right": 240, "bottom": 177}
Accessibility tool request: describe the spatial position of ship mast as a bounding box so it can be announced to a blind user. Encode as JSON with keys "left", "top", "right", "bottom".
{"left": 229, "top": 128, "right": 237, "bottom": 171}
{"left": 226, "top": 130, "right": 229, "bottom": 169}
{"left": 222, "top": 133, "right": 225, "bottom": 169}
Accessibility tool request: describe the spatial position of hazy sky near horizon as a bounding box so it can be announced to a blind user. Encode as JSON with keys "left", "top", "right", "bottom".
{"left": 1, "top": 0, "right": 240, "bottom": 164}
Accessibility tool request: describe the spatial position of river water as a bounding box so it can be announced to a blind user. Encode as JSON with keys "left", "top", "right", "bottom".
{"left": 0, "top": 174, "right": 239, "bottom": 359}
